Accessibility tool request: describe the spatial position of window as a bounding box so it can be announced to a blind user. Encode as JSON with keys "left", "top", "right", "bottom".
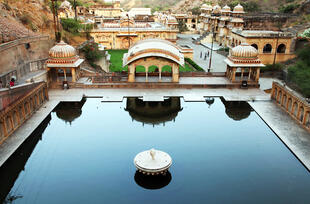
{"left": 263, "top": 44, "right": 272, "bottom": 53}
{"left": 251, "top": 44, "right": 258, "bottom": 50}
{"left": 277, "top": 44, "right": 286, "bottom": 53}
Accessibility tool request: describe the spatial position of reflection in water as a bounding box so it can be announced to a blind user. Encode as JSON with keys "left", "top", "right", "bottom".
{"left": 125, "top": 97, "right": 183, "bottom": 126}
{"left": 205, "top": 97, "right": 215, "bottom": 108}
{"left": 0, "top": 114, "right": 51, "bottom": 204}
{"left": 221, "top": 98, "right": 253, "bottom": 121}
{"left": 134, "top": 171, "right": 172, "bottom": 190}
{"left": 53, "top": 98, "right": 86, "bottom": 124}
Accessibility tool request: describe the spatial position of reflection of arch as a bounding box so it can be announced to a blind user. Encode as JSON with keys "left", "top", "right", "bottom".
{"left": 263, "top": 44, "right": 272, "bottom": 53}
{"left": 221, "top": 98, "right": 252, "bottom": 121}
{"left": 251, "top": 44, "right": 258, "bottom": 50}
{"left": 277, "top": 44, "right": 286, "bottom": 53}
{"left": 54, "top": 98, "right": 86, "bottom": 124}
{"left": 125, "top": 97, "right": 183, "bottom": 126}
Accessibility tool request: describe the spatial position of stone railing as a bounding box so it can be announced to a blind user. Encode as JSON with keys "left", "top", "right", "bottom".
{"left": 0, "top": 35, "right": 49, "bottom": 52}
{"left": 0, "top": 82, "right": 49, "bottom": 144}
{"left": 271, "top": 82, "right": 310, "bottom": 131}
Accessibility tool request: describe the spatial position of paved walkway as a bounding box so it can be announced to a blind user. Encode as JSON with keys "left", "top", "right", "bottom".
{"left": 177, "top": 34, "right": 227, "bottom": 72}
{"left": 250, "top": 101, "right": 310, "bottom": 171}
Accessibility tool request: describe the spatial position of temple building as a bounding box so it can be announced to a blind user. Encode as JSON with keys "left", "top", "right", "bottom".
{"left": 199, "top": 4, "right": 296, "bottom": 64}
{"left": 123, "top": 39, "right": 185, "bottom": 83}
{"left": 224, "top": 43, "right": 265, "bottom": 87}
{"left": 46, "top": 41, "right": 84, "bottom": 83}
{"left": 88, "top": 0, "right": 122, "bottom": 18}
{"left": 58, "top": 0, "right": 75, "bottom": 19}
{"left": 230, "top": 30, "right": 296, "bottom": 64}
{"left": 90, "top": 18, "right": 178, "bottom": 49}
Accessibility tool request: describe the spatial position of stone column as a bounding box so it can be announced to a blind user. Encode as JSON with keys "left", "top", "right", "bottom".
{"left": 72, "top": 68, "right": 76, "bottom": 82}
{"left": 231, "top": 68, "right": 236, "bottom": 82}
{"left": 159, "top": 66, "right": 162, "bottom": 82}
{"left": 128, "top": 64, "right": 135, "bottom": 82}
{"left": 172, "top": 64, "right": 179, "bottom": 83}
{"left": 145, "top": 66, "right": 148, "bottom": 82}
{"left": 63, "top": 68, "right": 67, "bottom": 81}
{"left": 248, "top": 68, "right": 252, "bottom": 81}
{"left": 255, "top": 68, "right": 260, "bottom": 82}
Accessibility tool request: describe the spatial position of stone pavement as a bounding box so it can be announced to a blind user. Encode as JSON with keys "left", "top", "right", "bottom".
{"left": 250, "top": 101, "right": 310, "bottom": 171}
{"left": 177, "top": 34, "right": 227, "bottom": 72}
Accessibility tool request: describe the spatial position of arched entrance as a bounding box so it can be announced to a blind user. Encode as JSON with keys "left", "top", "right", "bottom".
{"left": 123, "top": 39, "right": 185, "bottom": 83}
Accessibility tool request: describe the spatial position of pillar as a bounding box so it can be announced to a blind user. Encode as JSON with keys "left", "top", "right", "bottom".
{"left": 172, "top": 64, "right": 179, "bottom": 83}
{"left": 145, "top": 66, "right": 148, "bottom": 82}
{"left": 159, "top": 66, "right": 162, "bottom": 82}
{"left": 128, "top": 64, "right": 135, "bottom": 82}
{"left": 63, "top": 68, "right": 67, "bottom": 81}
{"left": 255, "top": 68, "right": 260, "bottom": 82}
{"left": 302, "top": 110, "right": 308, "bottom": 125}
{"left": 231, "top": 68, "right": 236, "bottom": 82}
{"left": 72, "top": 68, "right": 76, "bottom": 82}
{"left": 248, "top": 68, "right": 252, "bottom": 81}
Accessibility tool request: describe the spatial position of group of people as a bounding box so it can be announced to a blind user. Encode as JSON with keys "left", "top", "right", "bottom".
{"left": 200, "top": 51, "right": 210, "bottom": 61}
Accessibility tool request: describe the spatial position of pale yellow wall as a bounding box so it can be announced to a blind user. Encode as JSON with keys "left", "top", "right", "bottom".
{"left": 230, "top": 33, "right": 296, "bottom": 64}
{"left": 91, "top": 30, "right": 178, "bottom": 49}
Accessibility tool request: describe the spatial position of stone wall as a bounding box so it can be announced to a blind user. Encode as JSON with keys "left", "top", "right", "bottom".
{"left": 0, "top": 82, "right": 49, "bottom": 144}
{"left": 0, "top": 36, "right": 53, "bottom": 82}
{"left": 271, "top": 82, "right": 310, "bottom": 132}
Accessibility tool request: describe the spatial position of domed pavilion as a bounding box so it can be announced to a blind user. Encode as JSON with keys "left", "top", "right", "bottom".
{"left": 123, "top": 39, "right": 185, "bottom": 83}
{"left": 224, "top": 43, "right": 265, "bottom": 86}
{"left": 46, "top": 41, "right": 84, "bottom": 83}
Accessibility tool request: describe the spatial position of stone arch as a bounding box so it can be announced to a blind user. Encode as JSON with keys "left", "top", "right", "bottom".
{"left": 282, "top": 94, "right": 287, "bottom": 107}
{"left": 287, "top": 98, "right": 292, "bottom": 111}
{"left": 263, "top": 44, "right": 272, "bottom": 53}
{"left": 273, "top": 88, "right": 278, "bottom": 100}
{"left": 299, "top": 106, "right": 305, "bottom": 122}
{"left": 278, "top": 90, "right": 282, "bottom": 104}
{"left": 293, "top": 102, "right": 298, "bottom": 117}
{"left": 277, "top": 44, "right": 286, "bottom": 53}
{"left": 251, "top": 44, "right": 258, "bottom": 50}
{"left": 305, "top": 111, "right": 310, "bottom": 128}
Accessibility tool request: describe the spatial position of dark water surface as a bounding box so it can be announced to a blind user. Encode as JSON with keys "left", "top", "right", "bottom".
{"left": 1, "top": 98, "right": 310, "bottom": 204}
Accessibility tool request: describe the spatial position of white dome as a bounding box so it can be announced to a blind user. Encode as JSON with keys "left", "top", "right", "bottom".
{"left": 49, "top": 41, "right": 77, "bottom": 58}
{"left": 233, "top": 3, "right": 245, "bottom": 14}
{"left": 231, "top": 43, "right": 258, "bottom": 58}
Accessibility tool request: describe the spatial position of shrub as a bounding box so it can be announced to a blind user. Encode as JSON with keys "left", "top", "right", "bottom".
{"left": 260, "top": 63, "right": 283, "bottom": 72}
{"left": 60, "top": 18, "right": 81, "bottom": 35}
{"left": 80, "top": 42, "right": 103, "bottom": 67}
{"left": 185, "top": 58, "right": 205, "bottom": 71}
{"left": 279, "top": 4, "right": 299, "bottom": 13}
{"left": 287, "top": 45, "right": 310, "bottom": 97}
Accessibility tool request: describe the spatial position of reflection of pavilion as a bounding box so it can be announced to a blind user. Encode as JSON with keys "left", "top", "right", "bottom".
{"left": 53, "top": 98, "right": 86, "bottom": 124}
{"left": 221, "top": 98, "right": 253, "bottom": 121}
{"left": 125, "top": 97, "right": 182, "bottom": 126}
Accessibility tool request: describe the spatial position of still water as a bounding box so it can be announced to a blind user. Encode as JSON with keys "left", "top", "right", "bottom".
{"left": 1, "top": 97, "right": 310, "bottom": 204}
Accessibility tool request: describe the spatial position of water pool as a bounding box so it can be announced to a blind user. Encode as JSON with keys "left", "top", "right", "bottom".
{"left": 1, "top": 97, "right": 310, "bottom": 204}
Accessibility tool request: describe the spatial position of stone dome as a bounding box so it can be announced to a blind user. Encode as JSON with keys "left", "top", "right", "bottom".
{"left": 233, "top": 3, "right": 245, "bottom": 13}
{"left": 49, "top": 41, "right": 77, "bottom": 58}
{"left": 212, "top": 4, "right": 221, "bottom": 13}
{"left": 221, "top": 5, "right": 231, "bottom": 12}
{"left": 201, "top": 4, "right": 208, "bottom": 8}
{"left": 60, "top": 0, "right": 72, "bottom": 9}
{"left": 231, "top": 43, "right": 258, "bottom": 58}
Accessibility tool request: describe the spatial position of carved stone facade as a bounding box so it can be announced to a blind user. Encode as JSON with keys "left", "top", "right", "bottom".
{"left": 0, "top": 82, "right": 49, "bottom": 144}
{"left": 271, "top": 82, "right": 310, "bottom": 132}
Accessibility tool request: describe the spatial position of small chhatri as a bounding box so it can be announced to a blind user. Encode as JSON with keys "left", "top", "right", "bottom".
{"left": 134, "top": 148, "right": 172, "bottom": 175}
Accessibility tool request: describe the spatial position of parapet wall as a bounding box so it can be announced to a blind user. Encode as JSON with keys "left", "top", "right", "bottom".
{"left": 0, "top": 36, "right": 53, "bottom": 81}
{"left": 0, "top": 82, "right": 49, "bottom": 145}
{"left": 271, "top": 82, "right": 310, "bottom": 132}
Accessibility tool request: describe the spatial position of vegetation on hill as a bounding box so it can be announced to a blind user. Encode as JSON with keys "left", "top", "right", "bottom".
{"left": 288, "top": 44, "right": 310, "bottom": 97}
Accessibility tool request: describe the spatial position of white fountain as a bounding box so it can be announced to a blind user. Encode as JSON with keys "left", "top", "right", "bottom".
{"left": 134, "top": 148, "right": 172, "bottom": 175}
